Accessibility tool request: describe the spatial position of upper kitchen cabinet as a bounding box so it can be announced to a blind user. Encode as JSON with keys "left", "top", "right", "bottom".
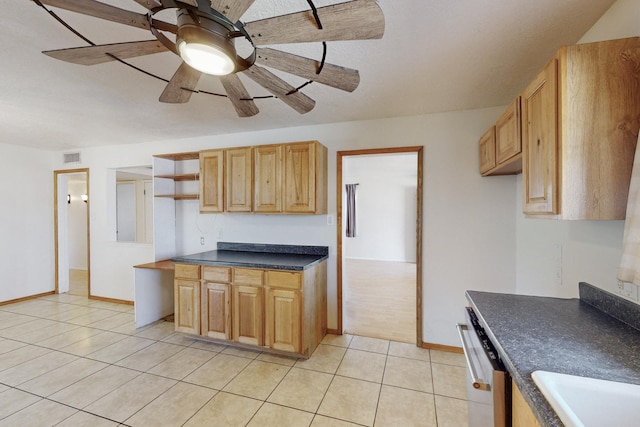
{"left": 522, "top": 37, "right": 640, "bottom": 219}
{"left": 254, "top": 144, "right": 283, "bottom": 213}
{"left": 225, "top": 147, "right": 253, "bottom": 212}
{"left": 496, "top": 99, "right": 522, "bottom": 167}
{"left": 480, "top": 99, "right": 522, "bottom": 176}
{"left": 479, "top": 127, "right": 496, "bottom": 175}
{"left": 522, "top": 57, "right": 558, "bottom": 215}
{"left": 199, "top": 149, "right": 224, "bottom": 213}
{"left": 198, "top": 141, "right": 327, "bottom": 214}
{"left": 283, "top": 141, "right": 328, "bottom": 214}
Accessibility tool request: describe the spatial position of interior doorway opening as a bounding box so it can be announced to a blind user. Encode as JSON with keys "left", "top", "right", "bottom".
{"left": 54, "top": 169, "right": 90, "bottom": 297}
{"left": 337, "top": 146, "right": 423, "bottom": 346}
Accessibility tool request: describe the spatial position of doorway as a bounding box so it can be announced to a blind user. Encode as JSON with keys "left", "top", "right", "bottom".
{"left": 54, "top": 169, "right": 90, "bottom": 297}
{"left": 337, "top": 146, "right": 423, "bottom": 346}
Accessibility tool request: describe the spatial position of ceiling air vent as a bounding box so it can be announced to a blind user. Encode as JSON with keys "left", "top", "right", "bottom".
{"left": 63, "top": 152, "right": 81, "bottom": 164}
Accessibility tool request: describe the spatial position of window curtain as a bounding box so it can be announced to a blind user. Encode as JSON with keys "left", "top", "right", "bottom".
{"left": 618, "top": 132, "right": 640, "bottom": 285}
{"left": 345, "top": 184, "right": 357, "bottom": 238}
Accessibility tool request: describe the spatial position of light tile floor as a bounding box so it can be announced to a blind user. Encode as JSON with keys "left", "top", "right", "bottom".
{"left": 0, "top": 294, "right": 469, "bottom": 426}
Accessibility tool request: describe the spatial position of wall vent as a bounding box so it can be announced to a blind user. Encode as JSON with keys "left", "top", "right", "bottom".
{"left": 63, "top": 152, "right": 81, "bottom": 164}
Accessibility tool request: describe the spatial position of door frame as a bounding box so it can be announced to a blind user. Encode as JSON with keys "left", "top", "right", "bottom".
{"left": 54, "top": 168, "right": 91, "bottom": 296}
{"left": 337, "top": 146, "right": 423, "bottom": 346}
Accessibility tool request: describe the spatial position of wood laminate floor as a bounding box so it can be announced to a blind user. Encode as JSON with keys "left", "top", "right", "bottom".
{"left": 343, "top": 259, "right": 417, "bottom": 344}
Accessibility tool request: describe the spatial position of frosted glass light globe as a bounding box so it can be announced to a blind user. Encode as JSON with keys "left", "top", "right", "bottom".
{"left": 178, "top": 41, "right": 235, "bottom": 76}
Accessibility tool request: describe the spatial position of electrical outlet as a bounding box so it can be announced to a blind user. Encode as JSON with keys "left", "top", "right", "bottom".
{"left": 200, "top": 237, "right": 205, "bottom": 245}
{"left": 616, "top": 280, "right": 639, "bottom": 301}
{"left": 327, "top": 215, "right": 334, "bottom": 226}
{"left": 217, "top": 227, "right": 223, "bottom": 238}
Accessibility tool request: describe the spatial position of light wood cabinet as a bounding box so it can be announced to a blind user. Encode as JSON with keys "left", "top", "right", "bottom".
{"left": 522, "top": 37, "right": 640, "bottom": 219}
{"left": 173, "top": 260, "right": 327, "bottom": 357}
{"left": 283, "top": 141, "right": 328, "bottom": 214}
{"left": 174, "top": 264, "right": 201, "bottom": 335}
{"left": 201, "top": 266, "right": 232, "bottom": 340}
{"left": 266, "top": 287, "right": 301, "bottom": 353}
{"left": 232, "top": 284, "right": 264, "bottom": 346}
{"left": 496, "top": 99, "right": 522, "bottom": 165}
{"left": 254, "top": 144, "right": 283, "bottom": 213}
{"left": 201, "top": 282, "right": 231, "bottom": 340}
{"left": 199, "top": 150, "right": 224, "bottom": 213}
{"left": 479, "top": 127, "right": 496, "bottom": 175}
{"left": 225, "top": 147, "right": 253, "bottom": 212}
{"left": 198, "top": 141, "right": 327, "bottom": 214}
{"left": 522, "top": 57, "right": 558, "bottom": 215}
{"left": 512, "top": 379, "right": 542, "bottom": 427}
{"left": 479, "top": 99, "right": 522, "bottom": 176}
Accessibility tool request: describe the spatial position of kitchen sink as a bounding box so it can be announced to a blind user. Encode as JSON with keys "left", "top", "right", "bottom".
{"left": 532, "top": 370, "right": 640, "bottom": 427}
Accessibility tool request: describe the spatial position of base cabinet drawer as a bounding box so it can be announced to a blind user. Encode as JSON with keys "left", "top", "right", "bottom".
{"left": 266, "top": 270, "right": 302, "bottom": 290}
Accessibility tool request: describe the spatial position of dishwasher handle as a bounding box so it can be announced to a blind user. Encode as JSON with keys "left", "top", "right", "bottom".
{"left": 456, "top": 323, "right": 491, "bottom": 391}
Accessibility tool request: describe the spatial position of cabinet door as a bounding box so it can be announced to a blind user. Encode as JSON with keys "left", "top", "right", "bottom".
{"left": 266, "top": 288, "right": 301, "bottom": 353}
{"left": 522, "top": 57, "right": 559, "bottom": 215}
{"left": 201, "top": 282, "right": 231, "bottom": 340}
{"left": 283, "top": 142, "right": 316, "bottom": 213}
{"left": 232, "top": 285, "right": 263, "bottom": 346}
{"left": 496, "top": 98, "right": 522, "bottom": 164}
{"left": 199, "top": 150, "right": 224, "bottom": 213}
{"left": 254, "top": 145, "right": 282, "bottom": 213}
{"left": 479, "top": 127, "right": 496, "bottom": 175}
{"left": 226, "top": 147, "right": 252, "bottom": 212}
{"left": 512, "top": 379, "right": 542, "bottom": 427}
{"left": 175, "top": 279, "right": 200, "bottom": 335}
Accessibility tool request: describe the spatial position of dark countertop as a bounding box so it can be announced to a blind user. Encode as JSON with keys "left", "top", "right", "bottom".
{"left": 171, "top": 242, "right": 329, "bottom": 271}
{"left": 466, "top": 283, "right": 640, "bottom": 427}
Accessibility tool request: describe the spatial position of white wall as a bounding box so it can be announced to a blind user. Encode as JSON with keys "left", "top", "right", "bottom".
{"left": 0, "top": 143, "right": 55, "bottom": 302}
{"left": 514, "top": 0, "right": 640, "bottom": 303}
{"left": 18, "top": 0, "right": 635, "bottom": 345}
{"left": 343, "top": 153, "right": 418, "bottom": 262}
{"left": 48, "top": 106, "right": 514, "bottom": 346}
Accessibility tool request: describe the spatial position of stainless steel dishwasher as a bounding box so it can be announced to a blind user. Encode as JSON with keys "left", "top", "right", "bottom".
{"left": 457, "top": 307, "right": 511, "bottom": 427}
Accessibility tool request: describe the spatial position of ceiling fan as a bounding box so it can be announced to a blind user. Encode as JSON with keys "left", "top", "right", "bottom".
{"left": 34, "top": 0, "right": 385, "bottom": 117}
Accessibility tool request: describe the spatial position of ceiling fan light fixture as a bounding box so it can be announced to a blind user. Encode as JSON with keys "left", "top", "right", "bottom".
{"left": 176, "top": 9, "right": 237, "bottom": 76}
{"left": 178, "top": 40, "right": 235, "bottom": 75}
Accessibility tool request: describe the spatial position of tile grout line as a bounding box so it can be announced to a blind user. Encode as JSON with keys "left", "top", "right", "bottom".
{"left": 3, "top": 296, "right": 468, "bottom": 426}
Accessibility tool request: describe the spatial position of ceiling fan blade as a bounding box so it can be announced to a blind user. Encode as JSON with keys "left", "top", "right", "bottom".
{"left": 210, "top": 0, "right": 256, "bottom": 23}
{"left": 244, "top": 0, "right": 384, "bottom": 45}
{"left": 38, "top": 0, "right": 177, "bottom": 33}
{"left": 159, "top": 63, "right": 202, "bottom": 103}
{"left": 243, "top": 65, "right": 315, "bottom": 114}
{"left": 255, "top": 48, "right": 360, "bottom": 92}
{"left": 43, "top": 40, "right": 168, "bottom": 65}
{"left": 131, "top": 0, "right": 161, "bottom": 10}
{"left": 220, "top": 74, "right": 259, "bottom": 117}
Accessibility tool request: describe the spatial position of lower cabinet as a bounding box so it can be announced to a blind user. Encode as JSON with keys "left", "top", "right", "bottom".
{"left": 512, "top": 379, "right": 542, "bottom": 427}
{"left": 175, "top": 279, "right": 200, "bottom": 334}
{"left": 175, "top": 261, "right": 326, "bottom": 357}
{"left": 232, "top": 285, "right": 264, "bottom": 346}
{"left": 201, "top": 282, "right": 231, "bottom": 340}
{"left": 174, "top": 263, "right": 202, "bottom": 335}
{"left": 266, "top": 288, "right": 301, "bottom": 353}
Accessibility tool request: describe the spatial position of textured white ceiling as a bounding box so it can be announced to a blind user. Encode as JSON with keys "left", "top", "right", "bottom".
{"left": 3, "top": 0, "right": 617, "bottom": 150}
